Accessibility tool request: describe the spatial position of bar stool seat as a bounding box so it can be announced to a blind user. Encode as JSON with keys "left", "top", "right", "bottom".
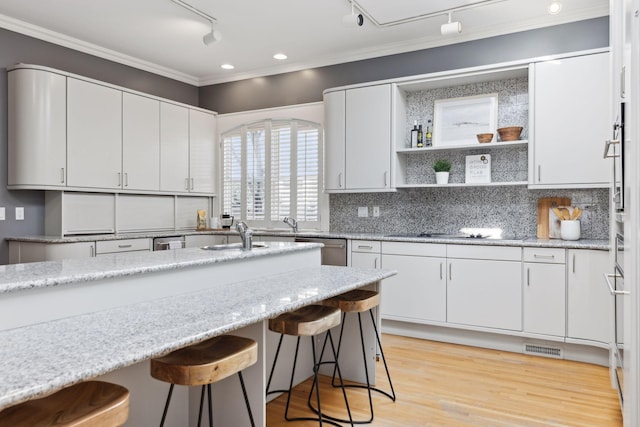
{"left": 0, "top": 380, "right": 129, "bottom": 427}
{"left": 322, "top": 289, "right": 396, "bottom": 424}
{"left": 266, "top": 304, "right": 353, "bottom": 426}
{"left": 151, "top": 335, "right": 257, "bottom": 427}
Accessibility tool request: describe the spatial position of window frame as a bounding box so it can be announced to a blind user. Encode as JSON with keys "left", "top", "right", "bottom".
{"left": 221, "top": 118, "right": 323, "bottom": 230}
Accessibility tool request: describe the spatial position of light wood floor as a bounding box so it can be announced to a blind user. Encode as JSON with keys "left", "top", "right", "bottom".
{"left": 266, "top": 334, "right": 622, "bottom": 426}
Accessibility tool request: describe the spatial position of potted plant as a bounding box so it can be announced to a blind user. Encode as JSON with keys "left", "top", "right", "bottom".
{"left": 433, "top": 159, "right": 451, "bottom": 184}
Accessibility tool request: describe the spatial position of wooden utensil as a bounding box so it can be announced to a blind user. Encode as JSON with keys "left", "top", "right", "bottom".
{"left": 571, "top": 207, "right": 583, "bottom": 220}
{"left": 538, "top": 197, "right": 571, "bottom": 238}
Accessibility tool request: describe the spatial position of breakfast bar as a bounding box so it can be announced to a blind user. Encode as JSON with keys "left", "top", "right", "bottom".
{"left": 0, "top": 242, "right": 396, "bottom": 426}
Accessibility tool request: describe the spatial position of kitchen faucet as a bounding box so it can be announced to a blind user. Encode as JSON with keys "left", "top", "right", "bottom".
{"left": 235, "top": 221, "right": 253, "bottom": 250}
{"left": 283, "top": 217, "right": 298, "bottom": 232}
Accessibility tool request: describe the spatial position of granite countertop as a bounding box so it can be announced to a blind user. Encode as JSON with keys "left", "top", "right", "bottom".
{"left": 6, "top": 230, "right": 610, "bottom": 250}
{"left": 0, "top": 265, "right": 395, "bottom": 411}
{"left": 0, "top": 241, "right": 322, "bottom": 295}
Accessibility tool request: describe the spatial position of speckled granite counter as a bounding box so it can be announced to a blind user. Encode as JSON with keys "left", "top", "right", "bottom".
{"left": 6, "top": 230, "right": 610, "bottom": 250}
{"left": 0, "top": 265, "right": 395, "bottom": 411}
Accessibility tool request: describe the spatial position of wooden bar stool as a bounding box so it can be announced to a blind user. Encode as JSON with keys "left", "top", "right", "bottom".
{"left": 150, "top": 335, "right": 257, "bottom": 427}
{"left": 322, "top": 289, "right": 396, "bottom": 424}
{"left": 0, "top": 380, "right": 129, "bottom": 426}
{"left": 266, "top": 304, "right": 353, "bottom": 426}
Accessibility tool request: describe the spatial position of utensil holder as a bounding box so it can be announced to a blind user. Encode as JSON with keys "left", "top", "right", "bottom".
{"left": 560, "top": 220, "right": 580, "bottom": 241}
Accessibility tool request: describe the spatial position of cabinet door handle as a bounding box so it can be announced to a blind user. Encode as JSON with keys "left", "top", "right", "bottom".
{"left": 60, "top": 168, "right": 65, "bottom": 184}
{"left": 533, "top": 254, "right": 555, "bottom": 259}
{"left": 124, "top": 173, "right": 129, "bottom": 187}
{"left": 191, "top": 178, "right": 195, "bottom": 190}
{"left": 537, "top": 165, "right": 541, "bottom": 182}
{"left": 384, "top": 171, "right": 388, "bottom": 187}
{"left": 572, "top": 254, "right": 576, "bottom": 273}
{"left": 440, "top": 262, "right": 443, "bottom": 280}
{"left": 527, "top": 268, "right": 530, "bottom": 286}
{"left": 374, "top": 257, "right": 378, "bottom": 269}
{"left": 118, "top": 172, "right": 122, "bottom": 187}
{"left": 449, "top": 263, "right": 452, "bottom": 281}
{"left": 338, "top": 172, "right": 343, "bottom": 188}
{"left": 90, "top": 245, "right": 95, "bottom": 257}
{"left": 603, "top": 273, "right": 629, "bottom": 295}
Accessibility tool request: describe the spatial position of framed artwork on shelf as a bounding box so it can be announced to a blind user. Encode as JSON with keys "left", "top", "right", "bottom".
{"left": 433, "top": 93, "right": 498, "bottom": 147}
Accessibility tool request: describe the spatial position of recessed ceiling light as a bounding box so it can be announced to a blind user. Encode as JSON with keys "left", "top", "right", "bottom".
{"left": 548, "top": 1, "right": 562, "bottom": 14}
{"left": 221, "top": 64, "right": 235, "bottom": 70}
{"left": 273, "top": 53, "right": 288, "bottom": 60}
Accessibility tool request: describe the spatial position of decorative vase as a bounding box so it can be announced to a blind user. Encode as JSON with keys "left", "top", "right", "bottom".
{"left": 435, "top": 171, "right": 450, "bottom": 185}
{"left": 560, "top": 220, "right": 581, "bottom": 241}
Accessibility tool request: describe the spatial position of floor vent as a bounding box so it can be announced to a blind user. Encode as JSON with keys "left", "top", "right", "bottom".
{"left": 523, "top": 343, "right": 563, "bottom": 359}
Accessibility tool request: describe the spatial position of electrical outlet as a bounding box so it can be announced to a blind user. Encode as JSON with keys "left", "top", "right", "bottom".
{"left": 373, "top": 206, "right": 380, "bottom": 217}
{"left": 358, "top": 206, "right": 368, "bottom": 218}
{"left": 15, "top": 207, "right": 24, "bottom": 220}
{"left": 0, "top": 207, "right": 4, "bottom": 221}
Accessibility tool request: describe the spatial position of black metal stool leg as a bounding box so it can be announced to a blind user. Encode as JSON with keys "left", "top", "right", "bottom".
{"left": 370, "top": 308, "right": 396, "bottom": 401}
{"left": 237, "top": 371, "right": 256, "bottom": 427}
{"left": 266, "top": 333, "right": 285, "bottom": 396}
{"left": 207, "top": 384, "right": 213, "bottom": 427}
{"left": 283, "top": 336, "right": 301, "bottom": 422}
{"left": 159, "top": 383, "right": 174, "bottom": 427}
{"left": 196, "top": 385, "right": 205, "bottom": 426}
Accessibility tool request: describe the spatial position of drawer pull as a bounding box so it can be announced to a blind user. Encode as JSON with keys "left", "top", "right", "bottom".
{"left": 603, "top": 273, "right": 629, "bottom": 295}
{"left": 357, "top": 245, "right": 374, "bottom": 250}
{"left": 118, "top": 244, "right": 133, "bottom": 249}
{"left": 533, "top": 254, "right": 555, "bottom": 259}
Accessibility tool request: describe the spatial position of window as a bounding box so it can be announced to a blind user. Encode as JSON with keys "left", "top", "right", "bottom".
{"left": 222, "top": 119, "right": 322, "bottom": 228}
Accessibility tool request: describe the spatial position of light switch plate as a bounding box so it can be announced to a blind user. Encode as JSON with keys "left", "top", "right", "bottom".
{"left": 358, "top": 206, "right": 368, "bottom": 217}
{"left": 0, "top": 207, "right": 5, "bottom": 220}
{"left": 15, "top": 207, "right": 24, "bottom": 220}
{"left": 373, "top": 206, "right": 380, "bottom": 217}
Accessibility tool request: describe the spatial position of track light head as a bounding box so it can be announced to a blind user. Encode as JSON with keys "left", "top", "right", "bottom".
{"left": 342, "top": 3, "right": 364, "bottom": 26}
{"left": 203, "top": 26, "right": 222, "bottom": 45}
{"left": 441, "top": 12, "right": 462, "bottom": 35}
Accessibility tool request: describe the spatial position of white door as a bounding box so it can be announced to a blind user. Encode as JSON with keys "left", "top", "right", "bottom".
{"left": 122, "top": 93, "right": 160, "bottom": 191}
{"left": 67, "top": 78, "right": 122, "bottom": 189}
{"left": 8, "top": 69, "right": 67, "bottom": 187}
{"left": 567, "top": 250, "right": 612, "bottom": 343}
{"left": 447, "top": 259, "right": 522, "bottom": 331}
{"left": 381, "top": 254, "right": 446, "bottom": 322}
{"left": 523, "top": 262, "right": 566, "bottom": 336}
{"left": 189, "top": 109, "right": 216, "bottom": 194}
{"left": 323, "top": 90, "right": 346, "bottom": 191}
{"left": 345, "top": 85, "right": 392, "bottom": 190}
{"left": 160, "top": 102, "right": 190, "bottom": 192}
{"left": 531, "top": 52, "right": 610, "bottom": 187}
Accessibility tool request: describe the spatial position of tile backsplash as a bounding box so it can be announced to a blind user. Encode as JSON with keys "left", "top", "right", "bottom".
{"left": 329, "top": 187, "right": 609, "bottom": 240}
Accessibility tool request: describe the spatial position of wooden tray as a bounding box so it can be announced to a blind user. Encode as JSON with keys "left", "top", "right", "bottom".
{"left": 537, "top": 197, "right": 571, "bottom": 239}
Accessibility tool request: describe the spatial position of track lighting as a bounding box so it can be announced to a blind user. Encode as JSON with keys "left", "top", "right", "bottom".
{"left": 342, "top": 3, "right": 364, "bottom": 27}
{"left": 203, "top": 22, "right": 222, "bottom": 45}
{"left": 441, "top": 11, "right": 462, "bottom": 35}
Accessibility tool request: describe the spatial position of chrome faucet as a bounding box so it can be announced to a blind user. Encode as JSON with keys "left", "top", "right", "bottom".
{"left": 236, "top": 221, "right": 253, "bottom": 250}
{"left": 283, "top": 217, "right": 298, "bottom": 232}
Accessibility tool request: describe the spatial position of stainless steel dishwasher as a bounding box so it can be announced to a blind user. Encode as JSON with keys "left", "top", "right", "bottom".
{"left": 294, "top": 237, "right": 347, "bottom": 266}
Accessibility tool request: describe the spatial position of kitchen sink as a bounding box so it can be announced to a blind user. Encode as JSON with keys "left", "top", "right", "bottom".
{"left": 201, "top": 242, "right": 269, "bottom": 251}
{"left": 385, "top": 232, "right": 488, "bottom": 239}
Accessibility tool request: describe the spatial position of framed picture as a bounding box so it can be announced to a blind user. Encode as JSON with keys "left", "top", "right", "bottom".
{"left": 433, "top": 93, "right": 498, "bottom": 147}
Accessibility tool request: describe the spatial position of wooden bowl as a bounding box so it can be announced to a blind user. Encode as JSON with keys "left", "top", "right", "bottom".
{"left": 497, "top": 126, "right": 523, "bottom": 141}
{"left": 476, "top": 133, "right": 494, "bottom": 143}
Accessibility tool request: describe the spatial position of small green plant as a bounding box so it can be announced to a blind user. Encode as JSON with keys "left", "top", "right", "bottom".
{"left": 433, "top": 159, "right": 451, "bottom": 172}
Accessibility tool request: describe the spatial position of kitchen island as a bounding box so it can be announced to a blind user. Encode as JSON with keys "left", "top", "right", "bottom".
{"left": 0, "top": 242, "right": 395, "bottom": 426}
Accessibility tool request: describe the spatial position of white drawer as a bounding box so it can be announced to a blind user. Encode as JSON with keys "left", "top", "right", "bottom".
{"left": 446, "top": 244, "right": 521, "bottom": 261}
{"left": 523, "top": 247, "right": 566, "bottom": 264}
{"left": 382, "top": 241, "right": 446, "bottom": 257}
{"left": 96, "top": 238, "right": 151, "bottom": 254}
{"left": 351, "top": 240, "right": 381, "bottom": 253}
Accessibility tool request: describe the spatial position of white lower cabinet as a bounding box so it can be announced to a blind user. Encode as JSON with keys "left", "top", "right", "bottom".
{"left": 380, "top": 246, "right": 446, "bottom": 323}
{"left": 446, "top": 246, "right": 522, "bottom": 331}
{"left": 350, "top": 240, "right": 381, "bottom": 268}
{"left": 523, "top": 248, "right": 566, "bottom": 337}
{"left": 567, "top": 249, "right": 612, "bottom": 343}
{"left": 95, "top": 239, "right": 151, "bottom": 255}
{"left": 9, "top": 241, "right": 96, "bottom": 264}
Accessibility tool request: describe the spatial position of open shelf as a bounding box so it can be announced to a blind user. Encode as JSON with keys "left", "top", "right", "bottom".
{"left": 396, "top": 181, "right": 528, "bottom": 189}
{"left": 396, "top": 140, "right": 528, "bottom": 153}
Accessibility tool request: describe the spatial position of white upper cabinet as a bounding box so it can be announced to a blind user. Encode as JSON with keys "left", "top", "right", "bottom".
{"left": 323, "top": 90, "right": 346, "bottom": 191}
{"left": 122, "top": 93, "right": 160, "bottom": 191}
{"left": 529, "top": 52, "right": 610, "bottom": 188}
{"left": 324, "top": 84, "right": 392, "bottom": 192}
{"left": 8, "top": 68, "right": 67, "bottom": 188}
{"left": 160, "top": 103, "right": 191, "bottom": 192}
{"left": 67, "top": 77, "right": 122, "bottom": 189}
{"left": 189, "top": 109, "right": 216, "bottom": 194}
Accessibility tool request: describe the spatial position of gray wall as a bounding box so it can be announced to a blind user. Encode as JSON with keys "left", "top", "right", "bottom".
{"left": 199, "top": 17, "right": 609, "bottom": 114}
{"left": 0, "top": 28, "right": 198, "bottom": 264}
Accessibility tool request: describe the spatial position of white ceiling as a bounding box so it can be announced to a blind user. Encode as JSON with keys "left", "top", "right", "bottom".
{"left": 0, "top": 0, "right": 608, "bottom": 86}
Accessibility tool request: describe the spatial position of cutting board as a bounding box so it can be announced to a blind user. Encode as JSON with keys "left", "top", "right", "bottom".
{"left": 537, "top": 197, "right": 571, "bottom": 239}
